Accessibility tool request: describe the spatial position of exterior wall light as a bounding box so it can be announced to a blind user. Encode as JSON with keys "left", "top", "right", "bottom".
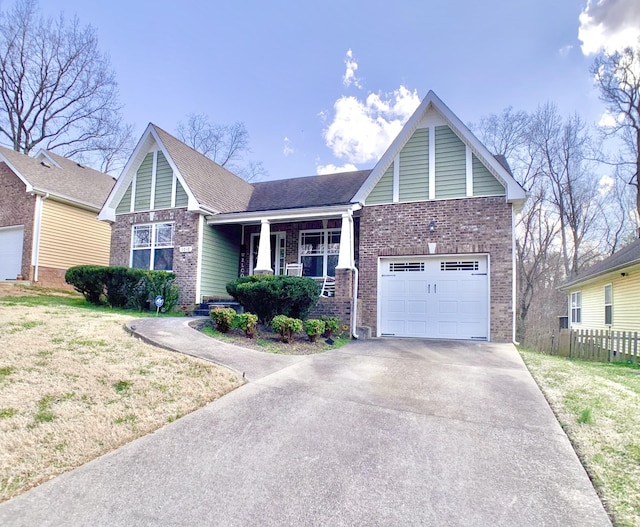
{"left": 428, "top": 220, "right": 436, "bottom": 233}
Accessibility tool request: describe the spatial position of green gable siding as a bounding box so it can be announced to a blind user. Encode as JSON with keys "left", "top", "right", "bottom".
{"left": 115, "top": 184, "right": 132, "bottom": 215}
{"left": 366, "top": 163, "right": 394, "bottom": 204}
{"left": 175, "top": 179, "right": 188, "bottom": 207}
{"left": 200, "top": 224, "right": 241, "bottom": 298}
{"left": 134, "top": 153, "right": 153, "bottom": 211}
{"left": 154, "top": 151, "right": 173, "bottom": 209}
{"left": 399, "top": 127, "right": 429, "bottom": 202}
{"left": 472, "top": 154, "right": 505, "bottom": 196}
{"left": 434, "top": 125, "right": 466, "bottom": 199}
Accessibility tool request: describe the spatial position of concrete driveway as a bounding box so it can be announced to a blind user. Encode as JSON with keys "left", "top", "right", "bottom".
{"left": 0, "top": 324, "right": 611, "bottom": 526}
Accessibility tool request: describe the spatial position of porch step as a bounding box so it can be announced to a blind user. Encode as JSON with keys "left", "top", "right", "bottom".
{"left": 193, "top": 300, "right": 243, "bottom": 317}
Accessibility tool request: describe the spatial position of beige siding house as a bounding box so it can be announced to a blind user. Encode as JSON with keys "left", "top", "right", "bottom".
{"left": 0, "top": 147, "right": 114, "bottom": 288}
{"left": 561, "top": 239, "right": 640, "bottom": 333}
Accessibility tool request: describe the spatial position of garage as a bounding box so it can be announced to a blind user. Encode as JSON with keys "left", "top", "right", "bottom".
{"left": 378, "top": 255, "right": 489, "bottom": 340}
{"left": 0, "top": 225, "right": 24, "bottom": 280}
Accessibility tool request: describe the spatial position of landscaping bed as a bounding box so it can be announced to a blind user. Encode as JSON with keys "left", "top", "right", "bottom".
{"left": 193, "top": 319, "right": 349, "bottom": 355}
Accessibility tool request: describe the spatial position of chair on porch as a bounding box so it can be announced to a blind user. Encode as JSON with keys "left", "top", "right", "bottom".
{"left": 285, "top": 263, "right": 303, "bottom": 276}
{"left": 320, "top": 275, "right": 335, "bottom": 297}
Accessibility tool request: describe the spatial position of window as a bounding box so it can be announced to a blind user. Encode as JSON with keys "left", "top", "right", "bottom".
{"left": 131, "top": 222, "right": 174, "bottom": 271}
{"left": 571, "top": 291, "right": 581, "bottom": 324}
{"left": 250, "top": 233, "right": 286, "bottom": 275}
{"left": 440, "top": 261, "right": 480, "bottom": 271}
{"left": 604, "top": 284, "right": 613, "bottom": 325}
{"left": 299, "top": 229, "right": 340, "bottom": 277}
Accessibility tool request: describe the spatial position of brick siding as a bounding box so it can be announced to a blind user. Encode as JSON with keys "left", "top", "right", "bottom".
{"left": 358, "top": 197, "right": 514, "bottom": 342}
{"left": 110, "top": 208, "right": 201, "bottom": 305}
{"left": 0, "top": 164, "right": 35, "bottom": 280}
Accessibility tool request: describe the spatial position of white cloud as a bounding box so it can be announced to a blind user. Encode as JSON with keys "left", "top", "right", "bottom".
{"left": 558, "top": 44, "right": 574, "bottom": 57}
{"left": 283, "top": 137, "right": 294, "bottom": 156}
{"left": 342, "top": 49, "right": 362, "bottom": 89}
{"left": 316, "top": 163, "right": 359, "bottom": 175}
{"left": 578, "top": 0, "right": 640, "bottom": 55}
{"left": 597, "top": 110, "right": 624, "bottom": 127}
{"left": 322, "top": 85, "right": 420, "bottom": 164}
{"left": 598, "top": 174, "right": 615, "bottom": 195}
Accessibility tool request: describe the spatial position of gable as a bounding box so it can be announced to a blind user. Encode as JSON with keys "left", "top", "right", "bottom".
{"left": 356, "top": 91, "right": 522, "bottom": 207}
{"left": 365, "top": 122, "right": 505, "bottom": 205}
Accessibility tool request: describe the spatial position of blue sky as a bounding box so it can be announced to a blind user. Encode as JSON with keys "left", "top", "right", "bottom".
{"left": 40, "top": 0, "right": 640, "bottom": 180}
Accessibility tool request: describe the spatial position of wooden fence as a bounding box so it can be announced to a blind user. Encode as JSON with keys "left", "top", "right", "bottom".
{"left": 525, "top": 329, "right": 639, "bottom": 364}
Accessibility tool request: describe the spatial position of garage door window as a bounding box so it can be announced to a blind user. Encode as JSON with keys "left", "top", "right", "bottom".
{"left": 441, "top": 261, "right": 479, "bottom": 271}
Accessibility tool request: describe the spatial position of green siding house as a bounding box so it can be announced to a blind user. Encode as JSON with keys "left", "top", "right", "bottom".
{"left": 99, "top": 91, "right": 526, "bottom": 342}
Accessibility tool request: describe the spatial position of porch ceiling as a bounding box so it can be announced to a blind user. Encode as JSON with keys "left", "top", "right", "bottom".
{"left": 206, "top": 203, "right": 362, "bottom": 225}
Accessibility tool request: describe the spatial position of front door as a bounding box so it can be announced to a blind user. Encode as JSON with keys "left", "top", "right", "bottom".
{"left": 250, "top": 232, "right": 286, "bottom": 275}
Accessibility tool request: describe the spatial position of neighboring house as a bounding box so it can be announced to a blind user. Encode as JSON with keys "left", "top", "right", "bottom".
{"left": 99, "top": 91, "right": 526, "bottom": 342}
{"left": 560, "top": 238, "right": 640, "bottom": 333}
{"left": 0, "top": 146, "right": 115, "bottom": 288}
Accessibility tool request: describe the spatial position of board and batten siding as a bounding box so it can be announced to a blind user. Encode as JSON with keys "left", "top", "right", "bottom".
{"left": 114, "top": 150, "right": 190, "bottom": 214}
{"left": 39, "top": 199, "right": 111, "bottom": 268}
{"left": 568, "top": 268, "right": 640, "bottom": 333}
{"left": 199, "top": 224, "right": 241, "bottom": 298}
{"left": 366, "top": 164, "right": 394, "bottom": 204}
{"left": 434, "top": 125, "right": 466, "bottom": 199}
{"left": 473, "top": 154, "right": 505, "bottom": 196}
{"left": 134, "top": 153, "right": 153, "bottom": 210}
{"left": 365, "top": 125, "right": 504, "bottom": 205}
{"left": 399, "top": 127, "right": 429, "bottom": 202}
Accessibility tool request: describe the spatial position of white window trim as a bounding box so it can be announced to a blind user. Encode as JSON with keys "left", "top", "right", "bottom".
{"left": 570, "top": 291, "right": 582, "bottom": 324}
{"left": 604, "top": 283, "right": 613, "bottom": 326}
{"left": 130, "top": 222, "right": 175, "bottom": 271}
{"left": 298, "top": 228, "right": 341, "bottom": 278}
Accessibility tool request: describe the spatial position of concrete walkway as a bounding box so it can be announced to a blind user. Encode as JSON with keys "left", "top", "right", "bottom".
{"left": 0, "top": 321, "right": 611, "bottom": 526}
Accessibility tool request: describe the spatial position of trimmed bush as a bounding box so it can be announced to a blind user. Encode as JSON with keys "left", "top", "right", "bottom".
{"left": 271, "top": 315, "right": 303, "bottom": 343}
{"left": 211, "top": 308, "right": 236, "bottom": 333}
{"left": 144, "top": 271, "right": 180, "bottom": 312}
{"left": 65, "top": 265, "right": 108, "bottom": 305}
{"left": 321, "top": 316, "right": 341, "bottom": 337}
{"left": 226, "top": 275, "right": 320, "bottom": 323}
{"left": 103, "top": 267, "right": 146, "bottom": 308}
{"left": 304, "top": 319, "right": 325, "bottom": 342}
{"left": 233, "top": 313, "right": 258, "bottom": 339}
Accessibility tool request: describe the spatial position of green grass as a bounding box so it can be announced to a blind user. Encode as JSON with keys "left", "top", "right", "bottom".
{"left": 0, "top": 408, "right": 17, "bottom": 419}
{"left": 520, "top": 349, "right": 640, "bottom": 526}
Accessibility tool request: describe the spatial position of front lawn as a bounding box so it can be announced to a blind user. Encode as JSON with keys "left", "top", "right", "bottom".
{"left": 520, "top": 350, "right": 640, "bottom": 527}
{"left": 0, "top": 286, "right": 242, "bottom": 502}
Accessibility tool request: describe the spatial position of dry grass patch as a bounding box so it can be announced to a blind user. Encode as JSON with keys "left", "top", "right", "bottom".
{"left": 0, "top": 296, "right": 242, "bottom": 502}
{"left": 520, "top": 350, "right": 640, "bottom": 527}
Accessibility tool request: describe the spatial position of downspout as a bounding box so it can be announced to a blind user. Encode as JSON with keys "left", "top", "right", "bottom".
{"left": 32, "top": 192, "right": 49, "bottom": 283}
{"left": 512, "top": 205, "right": 519, "bottom": 346}
{"left": 351, "top": 266, "right": 359, "bottom": 340}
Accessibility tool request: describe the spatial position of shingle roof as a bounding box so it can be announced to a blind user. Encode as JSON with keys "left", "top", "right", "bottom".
{"left": 562, "top": 238, "right": 640, "bottom": 288}
{"left": 242, "top": 170, "right": 372, "bottom": 213}
{"left": 152, "top": 125, "right": 254, "bottom": 213}
{"left": 0, "top": 145, "right": 115, "bottom": 209}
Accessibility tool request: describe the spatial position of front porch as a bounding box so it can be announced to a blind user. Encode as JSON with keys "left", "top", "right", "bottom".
{"left": 207, "top": 204, "right": 361, "bottom": 335}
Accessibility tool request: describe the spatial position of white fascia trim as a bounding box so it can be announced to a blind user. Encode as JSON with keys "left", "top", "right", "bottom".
{"left": 429, "top": 126, "right": 435, "bottom": 199}
{"left": 33, "top": 149, "right": 62, "bottom": 168}
{"left": 466, "top": 146, "right": 473, "bottom": 197}
{"left": 392, "top": 155, "right": 400, "bottom": 202}
{"left": 31, "top": 188, "right": 100, "bottom": 213}
{"left": 207, "top": 203, "right": 362, "bottom": 225}
{"left": 0, "top": 152, "right": 32, "bottom": 190}
{"left": 195, "top": 215, "right": 204, "bottom": 304}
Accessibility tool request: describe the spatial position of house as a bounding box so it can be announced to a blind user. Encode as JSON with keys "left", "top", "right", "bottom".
{"left": 99, "top": 91, "right": 527, "bottom": 342}
{"left": 0, "top": 146, "right": 115, "bottom": 287}
{"left": 560, "top": 237, "right": 640, "bottom": 333}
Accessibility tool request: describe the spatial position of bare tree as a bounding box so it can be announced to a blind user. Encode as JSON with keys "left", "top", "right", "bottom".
{"left": 0, "top": 0, "right": 130, "bottom": 169}
{"left": 177, "top": 114, "right": 248, "bottom": 166}
{"left": 592, "top": 46, "right": 640, "bottom": 221}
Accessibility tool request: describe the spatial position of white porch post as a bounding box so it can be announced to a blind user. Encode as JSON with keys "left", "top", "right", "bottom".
{"left": 254, "top": 218, "right": 273, "bottom": 274}
{"left": 336, "top": 211, "right": 354, "bottom": 269}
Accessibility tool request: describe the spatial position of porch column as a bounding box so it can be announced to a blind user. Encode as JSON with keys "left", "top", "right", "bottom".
{"left": 336, "top": 211, "right": 354, "bottom": 269}
{"left": 254, "top": 218, "right": 273, "bottom": 274}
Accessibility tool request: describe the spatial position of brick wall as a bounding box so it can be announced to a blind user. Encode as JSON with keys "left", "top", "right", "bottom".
{"left": 36, "top": 266, "right": 74, "bottom": 290}
{"left": 0, "top": 164, "right": 35, "bottom": 280}
{"left": 358, "top": 196, "right": 514, "bottom": 342}
{"left": 110, "top": 208, "right": 201, "bottom": 305}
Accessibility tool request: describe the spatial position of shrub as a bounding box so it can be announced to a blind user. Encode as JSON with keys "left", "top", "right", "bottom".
{"left": 304, "top": 319, "right": 325, "bottom": 342}
{"left": 226, "top": 275, "right": 320, "bottom": 323}
{"left": 144, "top": 271, "right": 180, "bottom": 312}
{"left": 211, "top": 307, "right": 236, "bottom": 333}
{"left": 65, "top": 265, "right": 107, "bottom": 305}
{"left": 321, "top": 316, "right": 341, "bottom": 337}
{"left": 103, "top": 267, "right": 146, "bottom": 308}
{"left": 233, "top": 313, "right": 258, "bottom": 339}
{"left": 271, "top": 315, "right": 303, "bottom": 343}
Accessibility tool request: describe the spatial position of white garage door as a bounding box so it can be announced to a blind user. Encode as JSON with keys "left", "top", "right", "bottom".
{"left": 379, "top": 256, "right": 489, "bottom": 340}
{"left": 0, "top": 225, "right": 24, "bottom": 280}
